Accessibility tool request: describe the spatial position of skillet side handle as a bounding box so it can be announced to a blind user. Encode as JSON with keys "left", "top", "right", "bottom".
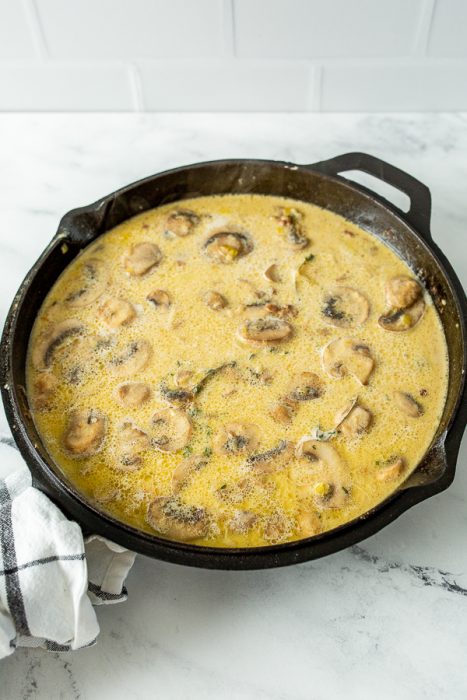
{"left": 306, "top": 152, "right": 432, "bottom": 241}
{"left": 398, "top": 436, "right": 449, "bottom": 491}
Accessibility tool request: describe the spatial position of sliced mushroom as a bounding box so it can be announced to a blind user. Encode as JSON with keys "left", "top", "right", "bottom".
{"left": 321, "top": 287, "right": 369, "bottom": 328}
{"left": 174, "top": 369, "right": 194, "bottom": 389}
{"left": 146, "top": 496, "right": 209, "bottom": 540}
{"left": 32, "top": 372, "right": 58, "bottom": 410}
{"left": 334, "top": 398, "right": 372, "bottom": 438}
{"left": 237, "top": 316, "right": 293, "bottom": 345}
{"left": 110, "top": 340, "right": 152, "bottom": 376}
{"left": 274, "top": 207, "right": 309, "bottom": 249}
{"left": 213, "top": 423, "right": 258, "bottom": 455}
{"left": 116, "top": 382, "right": 151, "bottom": 408}
{"left": 378, "top": 298, "right": 425, "bottom": 332}
{"left": 270, "top": 402, "right": 294, "bottom": 425}
{"left": 147, "top": 289, "right": 171, "bottom": 308}
{"left": 93, "top": 485, "right": 119, "bottom": 505}
{"left": 296, "top": 508, "right": 321, "bottom": 538}
{"left": 322, "top": 338, "right": 375, "bottom": 385}
{"left": 243, "top": 302, "right": 297, "bottom": 321}
{"left": 65, "top": 258, "right": 108, "bottom": 307}
{"left": 32, "top": 319, "right": 85, "bottom": 370}
{"left": 379, "top": 276, "right": 425, "bottom": 332}
{"left": 376, "top": 456, "right": 405, "bottom": 482}
{"left": 204, "top": 231, "right": 252, "bottom": 263}
{"left": 203, "top": 290, "right": 227, "bottom": 310}
{"left": 264, "top": 264, "right": 281, "bottom": 282}
{"left": 165, "top": 209, "right": 199, "bottom": 237}
{"left": 394, "top": 391, "right": 424, "bottom": 418}
{"left": 151, "top": 407, "right": 192, "bottom": 452}
{"left": 117, "top": 421, "right": 150, "bottom": 471}
{"left": 124, "top": 242, "right": 162, "bottom": 276}
{"left": 98, "top": 298, "right": 135, "bottom": 328}
{"left": 386, "top": 276, "right": 422, "bottom": 309}
{"left": 297, "top": 441, "right": 350, "bottom": 509}
{"left": 263, "top": 512, "right": 292, "bottom": 542}
{"left": 246, "top": 440, "right": 294, "bottom": 474}
{"left": 159, "top": 381, "right": 194, "bottom": 406}
{"left": 63, "top": 409, "right": 106, "bottom": 457}
{"left": 285, "top": 372, "right": 324, "bottom": 402}
{"left": 172, "top": 455, "right": 208, "bottom": 492}
{"left": 228, "top": 510, "right": 257, "bottom": 535}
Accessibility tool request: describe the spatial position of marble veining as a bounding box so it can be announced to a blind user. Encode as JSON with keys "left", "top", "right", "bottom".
{"left": 0, "top": 113, "right": 466, "bottom": 700}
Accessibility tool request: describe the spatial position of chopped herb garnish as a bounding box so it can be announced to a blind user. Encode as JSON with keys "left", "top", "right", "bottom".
{"left": 304, "top": 253, "right": 315, "bottom": 262}
{"left": 182, "top": 445, "right": 193, "bottom": 457}
{"left": 203, "top": 446, "right": 212, "bottom": 457}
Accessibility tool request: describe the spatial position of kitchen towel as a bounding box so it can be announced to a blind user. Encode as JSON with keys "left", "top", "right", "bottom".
{"left": 0, "top": 438, "right": 136, "bottom": 659}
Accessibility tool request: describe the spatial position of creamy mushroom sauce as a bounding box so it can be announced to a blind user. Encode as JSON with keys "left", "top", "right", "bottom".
{"left": 26, "top": 195, "right": 448, "bottom": 547}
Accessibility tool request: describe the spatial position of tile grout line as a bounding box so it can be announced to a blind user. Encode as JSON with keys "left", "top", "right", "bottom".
{"left": 309, "top": 64, "right": 322, "bottom": 111}
{"left": 412, "top": 0, "right": 437, "bottom": 56}
{"left": 127, "top": 63, "right": 144, "bottom": 112}
{"left": 22, "top": 0, "right": 49, "bottom": 61}
{"left": 223, "top": 0, "right": 236, "bottom": 57}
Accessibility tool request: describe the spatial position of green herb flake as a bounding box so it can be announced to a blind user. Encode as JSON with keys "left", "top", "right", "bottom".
{"left": 304, "top": 253, "right": 315, "bottom": 262}
{"left": 182, "top": 445, "right": 193, "bottom": 457}
{"left": 203, "top": 447, "right": 212, "bottom": 457}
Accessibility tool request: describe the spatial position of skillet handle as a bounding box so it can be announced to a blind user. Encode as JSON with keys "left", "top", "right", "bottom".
{"left": 307, "top": 152, "right": 432, "bottom": 240}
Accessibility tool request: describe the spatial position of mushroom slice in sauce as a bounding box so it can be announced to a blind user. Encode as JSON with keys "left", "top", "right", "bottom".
{"left": 334, "top": 398, "right": 372, "bottom": 438}
{"left": 297, "top": 440, "right": 350, "bottom": 509}
{"left": 204, "top": 231, "right": 252, "bottom": 263}
{"left": 228, "top": 510, "right": 258, "bottom": 534}
{"left": 296, "top": 508, "right": 321, "bottom": 538}
{"left": 116, "top": 382, "right": 151, "bottom": 408}
{"left": 147, "top": 289, "right": 171, "bottom": 308}
{"left": 213, "top": 423, "right": 258, "bottom": 455}
{"left": 146, "top": 496, "right": 209, "bottom": 541}
{"left": 263, "top": 512, "right": 292, "bottom": 542}
{"left": 378, "top": 298, "right": 425, "bottom": 332}
{"left": 65, "top": 258, "right": 108, "bottom": 307}
{"left": 386, "top": 276, "right": 422, "bottom": 309}
{"left": 270, "top": 402, "right": 294, "bottom": 425}
{"left": 376, "top": 456, "right": 405, "bottom": 482}
{"left": 98, "top": 298, "right": 136, "bottom": 328}
{"left": 32, "top": 319, "right": 85, "bottom": 370}
{"left": 264, "top": 264, "right": 281, "bottom": 282}
{"left": 117, "top": 421, "right": 150, "bottom": 471}
{"left": 203, "top": 290, "right": 227, "bottom": 310}
{"left": 394, "top": 391, "right": 424, "bottom": 417}
{"left": 172, "top": 455, "right": 209, "bottom": 493}
{"left": 151, "top": 407, "right": 192, "bottom": 453}
{"left": 274, "top": 207, "right": 309, "bottom": 250}
{"left": 110, "top": 340, "right": 152, "bottom": 376}
{"left": 63, "top": 409, "right": 106, "bottom": 457}
{"left": 322, "top": 338, "right": 375, "bottom": 385}
{"left": 378, "top": 276, "right": 425, "bottom": 332}
{"left": 237, "top": 316, "right": 293, "bottom": 345}
{"left": 33, "top": 372, "right": 58, "bottom": 411}
{"left": 124, "top": 242, "right": 162, "bottom": 276}
{"left": 285, "top": 372, "right": 324, "bottom": 402}
{"left": 321, "top": 287, "right": 370, "bottom": 328}
{"left": 246, "top": 440, "right": 294, "bottom": 474}
{"left": 165, "top": 209, "right": 199, "bottom": 237}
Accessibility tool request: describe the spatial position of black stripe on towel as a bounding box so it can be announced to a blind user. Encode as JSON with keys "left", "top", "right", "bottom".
{"left": 0, "top": 480, "right": 31, "bottom": 636}
{"left": 0, "top": 552, "right": 85, "bottom": 577}
{"left": 88, "top": 580, "right": 128, "bottom": 601}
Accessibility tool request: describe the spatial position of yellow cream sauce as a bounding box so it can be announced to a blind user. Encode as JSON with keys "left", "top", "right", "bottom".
{"left": 26, "top": 194, "right": 448, "bottom": 547}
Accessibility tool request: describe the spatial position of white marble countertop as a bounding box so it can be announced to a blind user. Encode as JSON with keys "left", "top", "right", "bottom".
{"left": 1, "top": 113, "right": 466, "bottom": 700}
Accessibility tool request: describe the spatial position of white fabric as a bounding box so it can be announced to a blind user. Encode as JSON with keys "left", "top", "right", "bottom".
{"left": 0, "top": 440, "right": 135, "bottom": 658}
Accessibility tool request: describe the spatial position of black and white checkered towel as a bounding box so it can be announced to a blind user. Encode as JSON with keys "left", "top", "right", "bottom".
{"left": 0, "top": 438, "right": 136, "bottom": 659}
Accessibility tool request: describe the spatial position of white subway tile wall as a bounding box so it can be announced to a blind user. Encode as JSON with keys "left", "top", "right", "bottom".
{"left": 0, "top": 0, "right": 466, "bottom": 111}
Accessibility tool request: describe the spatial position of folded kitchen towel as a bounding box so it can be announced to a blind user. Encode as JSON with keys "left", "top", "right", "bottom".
{"left": 0, "top": 438, "right": 136, "bottom": 659}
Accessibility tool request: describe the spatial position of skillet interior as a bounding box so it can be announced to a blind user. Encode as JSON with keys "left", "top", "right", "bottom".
{"left": 2, "top": 158, "right": 466, "bottom": 569}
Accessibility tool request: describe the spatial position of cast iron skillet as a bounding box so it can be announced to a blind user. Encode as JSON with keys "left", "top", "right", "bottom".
{"left": 1, "top": 152, "right": 466, "bottom": 570}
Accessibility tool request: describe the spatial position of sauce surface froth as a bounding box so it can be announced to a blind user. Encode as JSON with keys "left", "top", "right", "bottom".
{"left": 26, "top": 194, "right": 449, "bottom": 547}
